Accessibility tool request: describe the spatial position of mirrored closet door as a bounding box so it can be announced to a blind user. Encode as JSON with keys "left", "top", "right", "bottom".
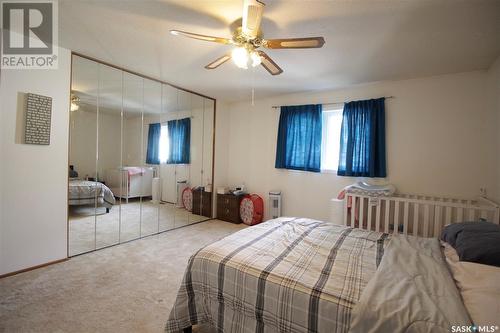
{"left": 68, "top": 54, "right": 215, "bottom": 256}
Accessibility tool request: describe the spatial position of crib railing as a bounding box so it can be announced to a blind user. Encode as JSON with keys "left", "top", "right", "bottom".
{"left": 343, "top": 193, "right": 500, "bottom": 238}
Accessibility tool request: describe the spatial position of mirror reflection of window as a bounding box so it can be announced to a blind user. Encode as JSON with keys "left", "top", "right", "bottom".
{"left": 159, "top": 124, "right": 169, "bottom": 164}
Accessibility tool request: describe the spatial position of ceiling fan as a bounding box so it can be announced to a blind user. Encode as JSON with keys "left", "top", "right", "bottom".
{"left": 170, "top": 0, "right": 325, "bottom": 75}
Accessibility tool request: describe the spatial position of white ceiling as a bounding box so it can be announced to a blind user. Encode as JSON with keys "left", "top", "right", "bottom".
{"left": 59, "top": 0, "right": 500, "bottom": 103}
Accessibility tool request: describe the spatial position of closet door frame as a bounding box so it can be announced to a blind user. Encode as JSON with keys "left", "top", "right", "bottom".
{"left": 67, "top": 52, "right": 217, "bottom": 258}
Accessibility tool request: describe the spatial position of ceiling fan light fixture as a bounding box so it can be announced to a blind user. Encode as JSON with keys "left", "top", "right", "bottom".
{"left": 231, "top": 47, "right": 249, "bottom": 69}
{"left": 170, "top": 1, "right": 325, "bottom": 75}
{"left": 250, "top": 51, "right": 261, "bottom": 67}
{"left": 70, "top": 94, "right": 80, "bottom": 112}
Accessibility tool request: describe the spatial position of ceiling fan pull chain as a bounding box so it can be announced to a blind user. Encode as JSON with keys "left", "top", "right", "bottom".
{"left": 251, "top": 66, "right": 255, "bottom": 106}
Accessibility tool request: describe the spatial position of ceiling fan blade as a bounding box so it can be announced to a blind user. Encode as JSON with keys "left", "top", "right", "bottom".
{"left": 263, "top": 37, "right": 325, "bottom": 49}
{"left": 170, "top": 30, "right": 232, "bottom": 45}
{"left": 205, "top": 54, "right": 231, "bottom": 69}
{"left": 242, "top": 0, "right": 265, "bottom": 38}
{"left": 258, "top": 51, "right": 283, "bottom": 75}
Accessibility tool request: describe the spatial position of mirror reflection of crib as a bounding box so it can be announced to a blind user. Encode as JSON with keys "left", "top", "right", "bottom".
{"left": 106, "top": 167, "right": 154, "bottom": 203}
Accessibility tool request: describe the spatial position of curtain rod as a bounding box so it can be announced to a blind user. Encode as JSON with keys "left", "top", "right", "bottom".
{"left": 271, "top": 96, "right": 395, "bottom": 109}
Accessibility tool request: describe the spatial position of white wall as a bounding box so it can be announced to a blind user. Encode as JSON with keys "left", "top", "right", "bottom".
{"left": 69, "top": 109, "right": 122, "bottom": 179}
{"left": 0, "top": 68, "right": 4, "bottom": 271}
{"left": 122, "top": 115, "right": 143, "bottom": 167}
{"left": 224, "top": 71, "right": 499, "bottom": 222}
{"left": 486, "top": 56, "right": 500, "bottom": 203}
{"left": 214, "top": 101, "right": 230, "bottom": 189}
{"left": 213, "top": 101, "right": 230, "bottom": 213}
{"left": 0, "top": 48, "right": 72, "bottom": 275}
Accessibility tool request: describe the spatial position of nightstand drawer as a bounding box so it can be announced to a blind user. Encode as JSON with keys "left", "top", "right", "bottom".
{"left": 217, "top": 207, "right": 231, "bottom": 220}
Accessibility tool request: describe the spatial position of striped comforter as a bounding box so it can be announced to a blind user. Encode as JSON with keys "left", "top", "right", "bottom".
{"left": 165, "top": 217, "right": 389, "bottom": 333}
{"left": 68, "top": 179, "right": 115, "bottom": 209}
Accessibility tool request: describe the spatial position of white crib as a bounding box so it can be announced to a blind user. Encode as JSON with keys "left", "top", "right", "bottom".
{"left": 105, "top": 167, "right": 154, "bottom": 203}
{"left": 340, "top": 193, "right": 499, "bottom": 238}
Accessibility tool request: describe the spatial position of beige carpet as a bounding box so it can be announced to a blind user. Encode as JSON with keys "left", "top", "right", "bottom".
{"left": 0, "top": 220, "right": 246, "bottom": 333}
{"left": 69, "top": 200, "right": 208, "bottom": 256}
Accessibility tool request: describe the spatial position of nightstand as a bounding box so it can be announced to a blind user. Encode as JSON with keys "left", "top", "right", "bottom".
{"left": 217, "top": 193, "right": 245, "bottom": 223}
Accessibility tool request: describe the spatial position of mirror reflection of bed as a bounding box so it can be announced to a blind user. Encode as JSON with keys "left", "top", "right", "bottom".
{"left": 68, "top": 54, "right": 215, "bottom": 256}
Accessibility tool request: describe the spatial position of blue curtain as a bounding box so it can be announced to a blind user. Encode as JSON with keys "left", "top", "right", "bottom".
{"left": 337, "top": 97, "right": 386, "bottom": 177}
{"left": 275, "top": 104, "right": 322, "bottom": 172}
{"left": 146, "top": 123, "right": 161, "bottom": 165}
{"left": 167, "top": 117, "right": 191, "bottom": 164}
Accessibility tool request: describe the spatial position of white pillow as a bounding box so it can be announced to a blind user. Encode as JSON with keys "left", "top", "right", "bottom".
{"left": 442, "top": 242, "right": 500, "bottom": 327}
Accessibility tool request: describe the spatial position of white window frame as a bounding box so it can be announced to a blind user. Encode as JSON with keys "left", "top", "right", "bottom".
{"left": 321, "top": 106, "right": 343, "bottom": 172}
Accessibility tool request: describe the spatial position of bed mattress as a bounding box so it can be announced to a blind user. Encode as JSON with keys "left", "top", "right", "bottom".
{"left": 165, "top": 217, "right": 389, "bottom": 333}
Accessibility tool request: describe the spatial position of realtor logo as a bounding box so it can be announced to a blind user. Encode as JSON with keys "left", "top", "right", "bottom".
{"left": 1, "top": 0, "right": 58, "bottom": 69}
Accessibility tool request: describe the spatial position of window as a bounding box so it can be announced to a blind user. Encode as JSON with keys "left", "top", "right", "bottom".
{"left": 154, "top": 118, "right": 191, "bottom": 165}
{"left": 321, "top": 107, "right": 343, "bottom": 171}
{"left": 159, "top": 124, "right": 169, "bottom": 164}
{"left": 275, "top": 100, "right": 385, "bottom": 175}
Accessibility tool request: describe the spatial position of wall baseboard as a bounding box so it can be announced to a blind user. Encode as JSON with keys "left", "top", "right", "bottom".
{"left": 0, "top": 258, "right": 68, "bottom": 279}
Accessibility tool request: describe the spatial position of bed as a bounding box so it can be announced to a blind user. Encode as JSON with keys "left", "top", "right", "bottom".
{"left": 166, "top": 217, "right": 476, "bottom": 332}
{"left": 68, "top": 179, "right": 116, "bottom": 212}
